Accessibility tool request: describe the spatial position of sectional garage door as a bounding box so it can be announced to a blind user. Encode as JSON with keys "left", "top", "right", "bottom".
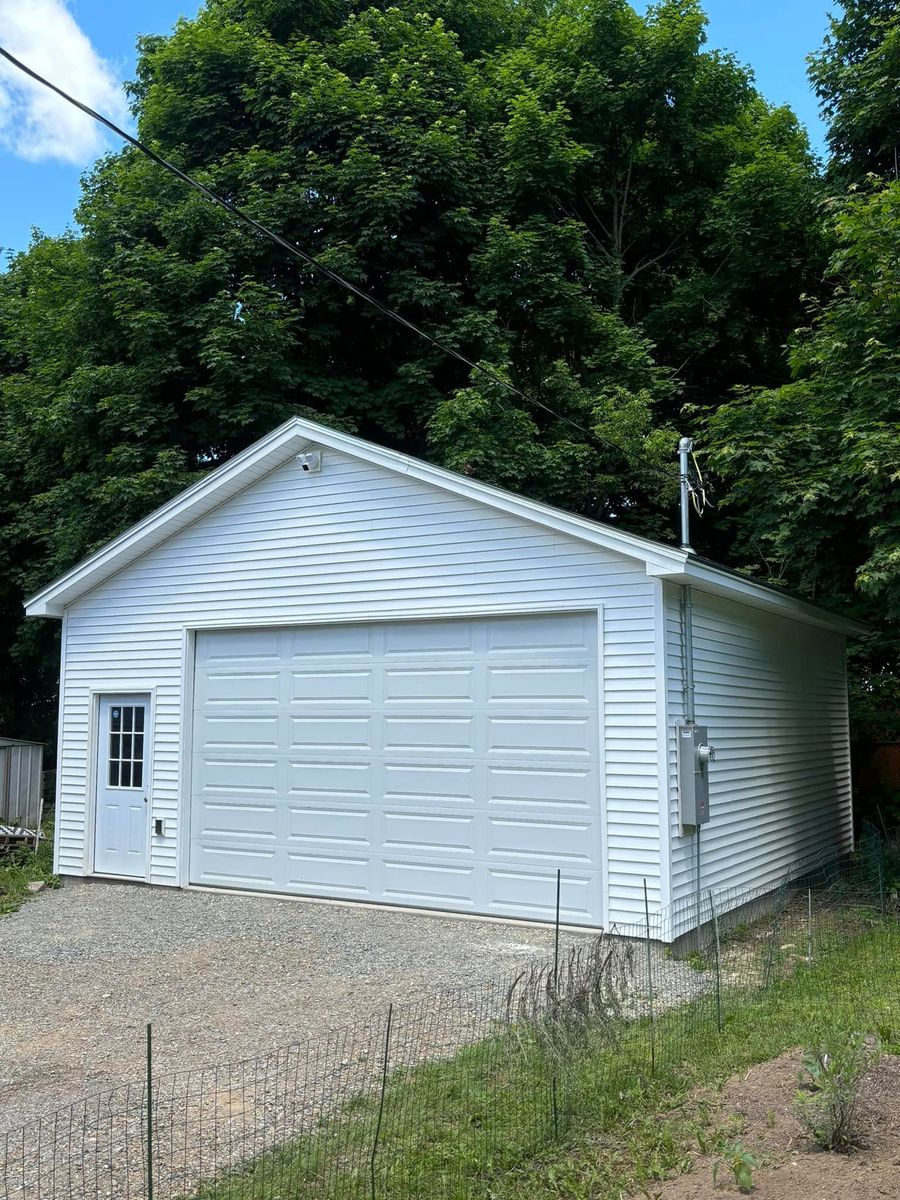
{"left": 189, "top": 613, "right": 602, "bottom": 924}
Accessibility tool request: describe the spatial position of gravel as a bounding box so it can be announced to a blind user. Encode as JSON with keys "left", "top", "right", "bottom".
{"left": 0, "top": 881, "right": 717, "bottom": 1200}
{"left": 0, "top": 879, "right": 590, "bottom": 1136}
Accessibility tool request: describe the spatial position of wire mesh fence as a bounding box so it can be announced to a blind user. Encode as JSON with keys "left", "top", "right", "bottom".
{"left": 2, "top": 837, "right": 898, "bottom": 1200}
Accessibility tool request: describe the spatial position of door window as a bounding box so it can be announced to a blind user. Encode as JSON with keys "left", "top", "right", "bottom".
{"left": 108, "top": 704, "right": 145, "bottom": 788}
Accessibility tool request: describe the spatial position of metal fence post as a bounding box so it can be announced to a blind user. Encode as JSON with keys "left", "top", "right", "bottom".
{"left": 370, "top": 1004, "right": 393, "bottom": 1200}
{"left": 552, "top": 868, "right": 561, "bottom": 1137}
{"left": 709, "top": 891, "right": 722, "bottom": 1033}
{"left": 146, "top": 1022, "right": 153, "bottom": 1200}
{"left": 643, "top": 879, "right": 656, "bottom": 1074}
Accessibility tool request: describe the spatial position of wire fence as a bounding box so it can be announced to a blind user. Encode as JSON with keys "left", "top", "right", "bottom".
{"left": 2, "top": 836, "right": 898, "bottom": 1200}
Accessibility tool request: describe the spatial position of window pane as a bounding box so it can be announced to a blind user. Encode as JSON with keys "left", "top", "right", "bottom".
{"left": 134, "top": 707, "right": 145, "bottom": 732}
{"left": 111, "top": 707, "right": 121, "bottom": 732}
{"left": 120, "top": 762, "right": 132, "bottom": 788}
{"left": 121, "top": 734, "right": 132, "bottom": 761}
{"left": 109, "top": 733, "right": 120, "bottom": 760}
{"left": 133, "top": 734, "right": 144, "bottom": 763}
{"left": 123, "top": 706, "right": 134, "bottom": 733}
{"left": 133, "top": 762, "right": 143, "bottom": 789}
{"left": 109, "top": 761, "right": 120, "bottom": 787}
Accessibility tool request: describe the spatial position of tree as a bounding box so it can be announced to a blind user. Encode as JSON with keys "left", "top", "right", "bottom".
{"left": 809, "top": 0, "right": 900, "bottom": 181}
{"left": 0, "top": 0, "right": 823, "bottom": 740}
{"left": 702, "top": 181, "right": 900, "bottom": 735}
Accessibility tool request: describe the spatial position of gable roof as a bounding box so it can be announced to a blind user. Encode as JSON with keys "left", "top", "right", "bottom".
{"left": 24, "top": 416, "right": 866, "bottom": 635}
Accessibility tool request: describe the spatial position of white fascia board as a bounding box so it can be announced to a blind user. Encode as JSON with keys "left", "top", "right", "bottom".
{"left": 646, "top": 558, "right": 868, "bottom": 636}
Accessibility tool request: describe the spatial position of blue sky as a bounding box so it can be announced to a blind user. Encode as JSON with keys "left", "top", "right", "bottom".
{"left": 0, "top": 0, "right": 835, "bottom": 259}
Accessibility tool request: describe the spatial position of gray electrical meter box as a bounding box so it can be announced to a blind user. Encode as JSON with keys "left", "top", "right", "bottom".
{"left": 677, "top": 723, "right": 715, "bottom": 828}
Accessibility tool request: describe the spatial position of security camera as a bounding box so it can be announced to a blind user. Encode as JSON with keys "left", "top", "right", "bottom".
{"left": 296, "top": 451, "right": 322, "bottom": 473}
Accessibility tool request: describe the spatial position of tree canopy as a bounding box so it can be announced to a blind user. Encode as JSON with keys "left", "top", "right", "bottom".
{"left": 0, "top": 0, "right": 896, "bottom": 746}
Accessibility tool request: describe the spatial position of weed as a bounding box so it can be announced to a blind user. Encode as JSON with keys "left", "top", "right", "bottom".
{"left": 712, "top": 1141, "right": 757, "bottom": 1193}
{"left": 794, "top": 1030, "right": 880, "bottom": 1151}
{"left": 0, "top": 824, "right": 57, "bottom": 916}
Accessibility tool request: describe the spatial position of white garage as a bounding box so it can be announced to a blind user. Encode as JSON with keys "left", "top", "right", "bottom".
{"left": 26, "top": 416, "right": 862, "bottom": 935}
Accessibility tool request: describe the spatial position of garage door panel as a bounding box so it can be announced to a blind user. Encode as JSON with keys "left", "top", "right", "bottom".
{"left": 285, "top": 851, "right": 370, "bottom": 894}
{"left": 290, "top": 716, "right": 374, "bottom": 751}
{"left": 382, "top": 761, "right": 476, "bottom": 804}
{"left": 487, "top": 764, "right": 594, "bottom": 809}
{"left": 382, "top": 858, "right": 476, "bottom": 906}
{"left": 382, "top": 810, "right": 476, "bottom": 857}
{"left": 383, "top": 666, "right": 475, "bottom": 702}
{"left": 383, "top": 621, "right": 475, "bottom": 656}
{"left": 193, "top": 843, "right": 277, "bottom": 887}
{"left": 487, "top": 816, "right": 594, "bottom": 865}
{"left": 196, "top": 799, "right": 280, "bottom": 841}
{"left": 487, "top": 665, "right": 595, "bottom": 703}
{"left": 487, "top": 868, "right": 595, "bottom": 922}
{"left": 487, "top": 614, "right": 592, "bottom": 652}
{"left": 383, "top": 716, "right": 474, "bottom": 753}
{"left": 291, "top": 669, "right": 374, "bottom": 703}
{"left": 290, "top": 625, "right": 373, "bottom": 658}
{"left": 487, "top": 716, "right": 593, "bottom": 756}
{"left": 198, "top": 714, "right": 280, "bottom": 749}
{"left": 201, "top": 670, "right": 281, "bottom": 705}
{"left": 287, "top": 804, "right": 371, "bottom": 848}
{"left": 201, "top": 629, "right": 282, "bottom": 663}
{"left": 191, "top": 613, "right": 602, "bottom": 924}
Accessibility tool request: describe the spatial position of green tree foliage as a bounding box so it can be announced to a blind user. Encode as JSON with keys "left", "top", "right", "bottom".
{"left": 705, "top": 0, "right": 900, "bottom": 739}
{"left": 809, "top": 0, "right": 900, "bottom": 180}
{"left": 704, "top": 182, "right": 900, "bottom": 735}
{"left": 0, "top": 0, "right": 824, "bottom": 739}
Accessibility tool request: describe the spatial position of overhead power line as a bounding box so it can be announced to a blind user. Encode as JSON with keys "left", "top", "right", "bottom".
{"left": 0, "top": 43, "right": 680, "bottom": 486}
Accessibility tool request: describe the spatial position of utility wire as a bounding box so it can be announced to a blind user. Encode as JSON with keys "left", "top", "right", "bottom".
{"left": 0, "top": 43, "right": 679, "bottom": 485}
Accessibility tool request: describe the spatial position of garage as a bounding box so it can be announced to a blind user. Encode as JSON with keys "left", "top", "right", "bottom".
{"left": 28, "top": 415, "right": 859, "bottom": 934}
{"left": 189, "top": 613, "right": 602, "bottom": 924}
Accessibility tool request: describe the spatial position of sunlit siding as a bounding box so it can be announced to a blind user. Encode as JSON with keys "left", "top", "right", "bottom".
{"left": 58, "top": 448, "right": 663, "bottom": 924}
{"left": 665, "top": 583, "right": 853, "bottom": 926}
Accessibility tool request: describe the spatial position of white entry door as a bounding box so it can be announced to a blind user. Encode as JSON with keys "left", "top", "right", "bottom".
{"left": 190, "top": 613, "right": 602, "bottom": 924}
{"left": 93, "top": 695, "right": 150, "bottom": 877}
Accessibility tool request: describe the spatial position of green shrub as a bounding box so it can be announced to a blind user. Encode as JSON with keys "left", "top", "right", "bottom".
{"left": 794, "top": 1031, "right": 879, "bottom": 1151}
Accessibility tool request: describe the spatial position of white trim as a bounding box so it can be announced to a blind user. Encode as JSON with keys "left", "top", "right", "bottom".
{"left": 652, "top": 577, "right": 673, "bottom": 911}
{"left": 595, "top": 605, "right": 609, "bottom": 929}
{"left": 24, "top": 414, "right": 860, "bottom": 635}
{"left": 89, "top": 689, "right": 155, "bottom": 883}
{"left": 52, "top": 611, "right": 68, "bottom": 876}
{"left": 177, "top": 629, "right": 196, "bottom": 888}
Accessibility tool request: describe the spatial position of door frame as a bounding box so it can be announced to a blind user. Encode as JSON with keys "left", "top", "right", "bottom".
{"left": 86, "top": 688, "right": 156, "bottom": 881}
{"left": 178, "top": 604, "right": 609, "bottom": 927}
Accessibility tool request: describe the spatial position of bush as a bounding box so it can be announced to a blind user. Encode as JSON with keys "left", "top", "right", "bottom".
{"left": 794, "top": 1031, "right": 879, "bottom": 1151}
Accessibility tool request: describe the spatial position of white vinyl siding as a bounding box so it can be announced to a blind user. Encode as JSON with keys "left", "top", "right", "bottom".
{"left": 58, "top": 448, "right": 662, "bottom": 924}
{"left": 665, "top": 584, "right": 853, "bottom": 923}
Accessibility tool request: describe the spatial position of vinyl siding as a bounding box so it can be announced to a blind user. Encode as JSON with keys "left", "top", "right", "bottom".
{"left": 58, "top": 448, "right": 663, "bottom": 924}
{"left": 665, "top": 583, "right": 853, "bottom": 931}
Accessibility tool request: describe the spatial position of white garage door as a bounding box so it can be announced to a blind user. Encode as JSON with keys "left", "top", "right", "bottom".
{"left": 190, "top": 613, "right": 602, "bottom": 924}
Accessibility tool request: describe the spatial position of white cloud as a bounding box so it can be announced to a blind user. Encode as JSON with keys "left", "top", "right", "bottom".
{"left": 0, "top": 0, "right": 128, "bottom": 164}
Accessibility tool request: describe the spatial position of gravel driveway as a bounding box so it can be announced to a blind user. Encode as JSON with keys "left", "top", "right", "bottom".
{"left": 0, "top": 880, "right": 586, "bottom": 1136}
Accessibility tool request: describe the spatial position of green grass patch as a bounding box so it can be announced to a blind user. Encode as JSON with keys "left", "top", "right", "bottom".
{"left": 188, "top": 919, "right": 898, "bottom": 1200}
{"left": 0, "top": 823, "right": 57, "bottom": 916}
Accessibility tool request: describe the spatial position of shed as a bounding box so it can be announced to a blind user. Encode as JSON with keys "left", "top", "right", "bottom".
{"left": 0, "top": 737, "right": 45, "bottom": 850}
{"left": 25, "top": 417, "right": 863, "bottom": 936}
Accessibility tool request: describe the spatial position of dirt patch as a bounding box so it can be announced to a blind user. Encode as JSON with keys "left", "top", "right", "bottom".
{"left": 649, "top": 1051, "right": 900, "bottom": 1199}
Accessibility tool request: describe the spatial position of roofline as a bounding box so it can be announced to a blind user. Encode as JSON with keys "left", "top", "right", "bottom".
{"left": 24, "top": 415, "right": 867, "bottom": 637}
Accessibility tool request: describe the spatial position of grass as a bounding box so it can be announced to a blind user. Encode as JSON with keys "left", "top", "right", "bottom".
{"left": 189, "top": 917, "right": 899, "bottom": 1200}
{"left": 0, "top": 822, "right": 57, "bottom": 915}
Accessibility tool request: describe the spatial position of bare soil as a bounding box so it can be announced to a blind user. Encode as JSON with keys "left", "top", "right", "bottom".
{"left": 651, "top": 1051, "right": 900, "bottom": 1200}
